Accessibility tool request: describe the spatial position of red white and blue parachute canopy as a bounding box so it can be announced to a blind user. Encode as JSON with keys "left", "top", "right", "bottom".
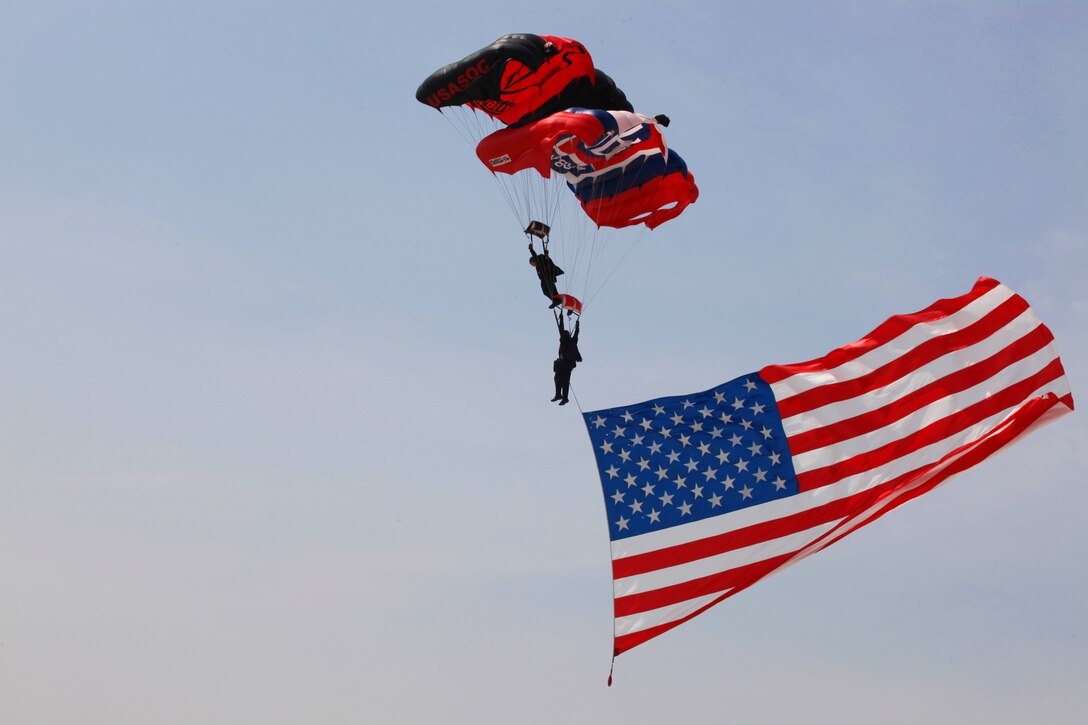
{"left": 415, "top": 34, "right": 630, "bottom": 126}
{"left": 476, "top": 108, "right": 698, "bottom": 230}
{"left": 476, "top": 108, "right": 667, "bottom": 177}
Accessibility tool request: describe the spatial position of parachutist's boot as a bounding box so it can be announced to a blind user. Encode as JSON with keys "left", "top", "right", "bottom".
{"left": 559, "top": 397, "right": 569, "bottom": 405}
{"left": 551, "top": 393, "right": 563, "bottom": 402}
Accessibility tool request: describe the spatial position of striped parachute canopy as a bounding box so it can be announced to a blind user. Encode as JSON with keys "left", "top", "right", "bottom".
{"left": 476, "top": 108, "right": 699, "bottom": 230}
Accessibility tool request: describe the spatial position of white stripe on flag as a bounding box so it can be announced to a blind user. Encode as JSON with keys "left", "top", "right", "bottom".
{"left": 615, "top": 591, "right": 727, "bottom": 637}
{"left": 788, "top": 342, "right": 1061, "bottom": 472}
{"left": 768, "top": 283, "right": 1017, "bottom": 399}
{"left": 613, "top": 521, "right": 842, "bottom": 597}
{"left": 776, "top": 306, "right": 1044, "bottom": 438}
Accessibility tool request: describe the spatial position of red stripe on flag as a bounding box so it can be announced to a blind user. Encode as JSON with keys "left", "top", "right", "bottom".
{"left": 790, "top": 390, "right": 1073, "bottom": 558}
{"left": 614, "top": 595, "right": 727, "bottom": 656}
{"left": 760, "top": 277, "right": 1001, "bottom": 384}
{"left": 613, "top": 482, "right": 895, "bottom": 579}
{"left": 614, "top": 552, "right": 794, "bottom": 618}
{"left": 786, "top": 324, "right": 1056, "bottom": 455}
{"left": 796, "top": 359, "right": 1067, "bottom": 491}
{"left": 775, "top": 294, "right": 1029, "bottom": 418}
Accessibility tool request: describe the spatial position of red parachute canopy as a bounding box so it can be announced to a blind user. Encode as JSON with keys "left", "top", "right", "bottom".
{"left": 415, "top": 34, "right": 631, "bottom": 127}
{"left": 468, "top": 36, "right": 595, "bottom": 125}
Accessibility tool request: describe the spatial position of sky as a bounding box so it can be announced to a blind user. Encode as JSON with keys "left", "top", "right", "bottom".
{"left": 2, "top": 1, "right": 1086, "bottom": 723}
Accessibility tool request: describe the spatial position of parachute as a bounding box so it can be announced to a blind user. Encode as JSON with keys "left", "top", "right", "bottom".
{"left": 415, "top": 34, "right": 631, "bottom": 127}
{"left": 476, "top": 108, "right": 698, "bottom": 230}
{"left": 417, "top": 35, "right": 696, "bottom": 317}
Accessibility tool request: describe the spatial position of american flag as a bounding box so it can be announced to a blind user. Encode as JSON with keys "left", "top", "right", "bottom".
{"left": 583, "top": 278, "right": 1074, "bottom": 657}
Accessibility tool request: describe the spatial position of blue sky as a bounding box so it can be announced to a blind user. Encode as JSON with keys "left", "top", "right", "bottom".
{"left": 2, "top": 2, "right": 1086, "bottom": 723}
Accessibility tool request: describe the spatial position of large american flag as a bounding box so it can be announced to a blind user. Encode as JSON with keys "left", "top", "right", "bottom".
{"left": 583, "top": 278, "right": 1073, "bottom": 657}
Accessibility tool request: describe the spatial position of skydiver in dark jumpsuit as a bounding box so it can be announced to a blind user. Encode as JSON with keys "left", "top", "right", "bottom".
{"left": 528, "top": 242, "right": 564, "bottom": 308}
{"left": 552, "top": 314, "right": 582, "bottom": 405}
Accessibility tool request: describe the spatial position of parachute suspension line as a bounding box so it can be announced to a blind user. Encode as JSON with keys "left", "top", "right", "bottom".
{"left": 578, "top": 142, "right": 653, "bottom": 308}
{"left": 572, "top": 215, "right": 602, "bottom": 308}
{"left": 548, "top": 173, "right": 609, "bottom": 315}
{"left": 583, "top": 229, "right": 645, "bottom": 309}
{"left": 493, "top": 171, "right": 527, "bottom": 234}
{"left": 582, "top": 162, "right": 618, "bottom": 306}
{"left": 558, "top": 158, "right": 620, "bottom": 311}
{"left": 575, "top": 135, "right": 621, "bottom": 303}
{"left": 437, "top": 108, "right": 479, "bottom": 149}
{"left": 525, "top": 168, "right": 547, "bottom": 234}
{"left": 441, "top": 108, "right": 528, "bottom": 239}
{"left": 548, "top": 174, "right": 578, "bottom": 300}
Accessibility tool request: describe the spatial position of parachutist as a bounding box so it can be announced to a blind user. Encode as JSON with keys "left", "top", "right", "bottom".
{"left": 528, "top": 242, "right": 564, "bottom": 305}
{"left": 552, "top": 314, "right": 582, "bottom": 405}
{"left": 653, "top": 114, "right": 670, "bottom": 127}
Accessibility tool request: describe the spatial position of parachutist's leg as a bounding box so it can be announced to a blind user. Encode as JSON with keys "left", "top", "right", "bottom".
{"left": 558, "top": 365, "right": 572, "bottom": 405}
{"left": 545, "top": 278, "right": 560, "bottom": 307}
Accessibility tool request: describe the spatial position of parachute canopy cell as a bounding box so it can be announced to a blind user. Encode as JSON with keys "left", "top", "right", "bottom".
{"left": 415, "top": 34, "right": 631, "bottom": 126}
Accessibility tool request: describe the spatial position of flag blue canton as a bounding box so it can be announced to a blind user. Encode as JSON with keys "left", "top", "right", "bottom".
{"left": 584, "top": 374, "right": 800, "bottom": 540}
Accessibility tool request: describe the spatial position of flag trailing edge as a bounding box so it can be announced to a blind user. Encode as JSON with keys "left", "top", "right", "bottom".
{"left": 583, "top": 277, "right": 1074, "bottom": 657}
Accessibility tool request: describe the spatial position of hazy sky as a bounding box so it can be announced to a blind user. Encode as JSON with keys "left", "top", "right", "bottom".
{"left": 2, "top": 2, "right": 1086, "bottom": 723}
